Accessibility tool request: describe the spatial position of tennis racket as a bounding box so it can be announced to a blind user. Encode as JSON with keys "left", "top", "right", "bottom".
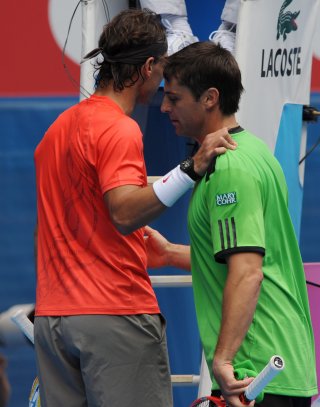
{"left": 11, "top": 309, "right": 41, "bottom": 407}
{"left": 190, "top": 396, "right": 227, "bottom": 407}
{"left": 190, "top": 355, "right": 285, "bottom": 407}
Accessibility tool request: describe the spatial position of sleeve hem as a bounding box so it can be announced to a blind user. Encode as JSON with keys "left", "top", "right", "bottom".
{"left": 101, "top": 179, "right": 145, "bottom": 195}
{"left": 214, "top": 246, "right": 265, "bottom": 264}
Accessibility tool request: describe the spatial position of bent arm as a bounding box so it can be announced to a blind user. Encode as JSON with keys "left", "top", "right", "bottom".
{"left": 104, "top": 128, "right": 237, "bottom": 235}
{"left": 106, "top": 185, "right": 192, "bottom": 268}
{"left": 213, "top": 252, "right": 264, "bottom": 405}
{"left": 144, "top": 226, "right": 191, "bottom": 270}
{"left": 104, "top": 128, "right": 236, "bottom": 235}
{"left": 104, "top": 184, "right": 166, "bottom": 235}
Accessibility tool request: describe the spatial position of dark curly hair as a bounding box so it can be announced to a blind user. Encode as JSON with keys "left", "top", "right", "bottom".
{"left": 86, "top": 9, "right": 167, "bottom": 92}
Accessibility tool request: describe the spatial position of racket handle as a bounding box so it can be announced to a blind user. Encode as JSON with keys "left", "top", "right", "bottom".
{"left": 244, "top": 355, "right": 285, "bottom": 401}
{"left": 11, "top": 309, "right": 35, "bottom": 345}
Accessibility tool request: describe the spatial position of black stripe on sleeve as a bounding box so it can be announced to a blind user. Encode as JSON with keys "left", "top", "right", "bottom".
{"left": 218, "top": 220, "right": 225, "bottom": 251}
{"left": 225, "top": 219, "right": 231, "bottom": 249}
{"left": 231, "top": 217, "right": 237, "bottom": 247}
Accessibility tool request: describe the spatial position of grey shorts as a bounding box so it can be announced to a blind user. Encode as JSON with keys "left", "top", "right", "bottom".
{"left": 34, "top": 314, "right": 173, "bottom": 407}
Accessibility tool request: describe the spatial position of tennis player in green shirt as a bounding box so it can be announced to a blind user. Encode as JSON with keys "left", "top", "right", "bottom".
{"left": 145, "top": 41, "right": 318, "bottom": 407}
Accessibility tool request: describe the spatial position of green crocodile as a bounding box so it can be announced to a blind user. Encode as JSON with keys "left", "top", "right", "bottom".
{"left": 277, "top": 0, "right": 300, "bottom": 41}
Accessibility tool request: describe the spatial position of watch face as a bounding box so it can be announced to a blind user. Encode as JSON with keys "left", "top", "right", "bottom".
{"left": 180, "top": 157, "right": 202, "bottom": 181}
{"left": 181, "top": 158, "right": 193, "bottom": 171}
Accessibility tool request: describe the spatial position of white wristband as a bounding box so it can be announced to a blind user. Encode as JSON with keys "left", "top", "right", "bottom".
{"left": 152, "top": 165, "right": 195, "bottom": 207}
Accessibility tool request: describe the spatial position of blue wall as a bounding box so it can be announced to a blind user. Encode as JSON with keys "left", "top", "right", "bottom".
{"left": 0, "top": 97, "right": 78, "bottom": 407}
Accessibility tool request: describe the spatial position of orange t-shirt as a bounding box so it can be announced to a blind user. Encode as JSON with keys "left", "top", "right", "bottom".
{"left": 34, "top": 95, "right": 160, "bottom": 316}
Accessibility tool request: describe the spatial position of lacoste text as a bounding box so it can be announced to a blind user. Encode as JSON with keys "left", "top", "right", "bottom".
{"left": 261, "top": 47, "right": 301, "bottom": 78}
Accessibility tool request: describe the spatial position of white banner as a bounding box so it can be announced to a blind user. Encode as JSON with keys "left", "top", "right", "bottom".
{"left": 236, "top": 0, "right": 320, "bottom": 152}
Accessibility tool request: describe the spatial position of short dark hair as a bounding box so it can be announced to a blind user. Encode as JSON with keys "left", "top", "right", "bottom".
{"left": 163, "top": 41, "right": 244, "bottom": 115}
{"left": 94, "top": 9, "right": 167, "bottom": 91}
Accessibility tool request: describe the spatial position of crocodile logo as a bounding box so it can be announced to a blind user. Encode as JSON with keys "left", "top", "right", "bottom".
{"left": 277, "top": 0, "right": 300, "bottom": 41}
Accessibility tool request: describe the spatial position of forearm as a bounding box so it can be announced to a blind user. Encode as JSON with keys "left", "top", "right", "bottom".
{"left": 167, "top": 243, "right": 191, "bottom": 271}
{"left": 214, "top": 275, "right": 261, "bottom": 364}
{"left": 106, "top": 184, "right": 167, "bottom": 235}
{"left": 106, "top": 166, "right": 195, "bottom": 235}
{"left": 213, "top": 253, "right": 263, "bottom": 367}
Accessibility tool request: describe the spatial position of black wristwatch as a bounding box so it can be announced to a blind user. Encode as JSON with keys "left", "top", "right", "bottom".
{"left": 180, "top": 157, "right": 203, "bottom": 181}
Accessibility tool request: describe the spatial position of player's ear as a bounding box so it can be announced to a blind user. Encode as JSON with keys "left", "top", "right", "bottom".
{"left": 142, "top": 57, "right": 155, "bottom": 79}
{"left": 202, "top": 87, "right": 219, "bottom": 109}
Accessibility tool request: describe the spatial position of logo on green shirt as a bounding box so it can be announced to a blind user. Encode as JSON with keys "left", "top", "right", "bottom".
{"left": 216, "top": 192, "right": 237, "bottom": 206}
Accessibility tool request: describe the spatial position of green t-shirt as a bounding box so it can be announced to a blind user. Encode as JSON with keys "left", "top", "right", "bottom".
{"left": 188, "top": 128, "right": 317, "bottom": 397}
